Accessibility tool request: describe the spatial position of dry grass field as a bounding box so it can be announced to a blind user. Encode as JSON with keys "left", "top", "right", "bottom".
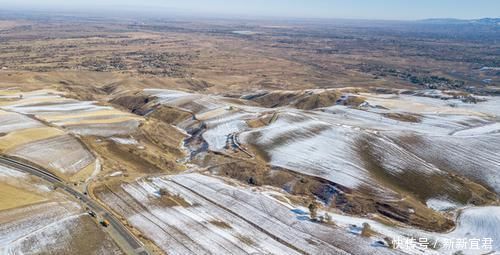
{"left": 0, "top": 183, "right": 46, "bottom": 211}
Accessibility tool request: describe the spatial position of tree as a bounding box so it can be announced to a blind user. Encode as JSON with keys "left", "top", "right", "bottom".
{"left": 159, "top": 188, "right": 168, "bottom": 196}
{"left": 361, "top": 222, "right": 372, "bottom": 237}
{"left": 308, "top": 201, "right": 319, "bottom": 221}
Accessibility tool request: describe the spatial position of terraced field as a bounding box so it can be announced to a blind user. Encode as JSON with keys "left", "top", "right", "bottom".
{"left": 0, "top": 89, "right": 142, "bottom": 137}
{"left": 97, "top": 172, "right": 500, "bottom": 255}
{"left": 97, "top": 173, "right": 401, "bottom": 255}
{"left": 0, "top": 89, "right": 144, "bottom": 181}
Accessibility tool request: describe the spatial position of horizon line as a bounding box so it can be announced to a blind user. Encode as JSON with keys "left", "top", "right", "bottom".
{"left": 0, "top": 6, "right": 498, "bottom": 22}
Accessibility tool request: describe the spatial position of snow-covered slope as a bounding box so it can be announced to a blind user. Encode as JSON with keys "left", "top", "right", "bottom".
{"left": 145, "top": 89, "right": 500, "bottom": 205}
{"left": 98, "top": 173, "right": 402, "bottom": 255}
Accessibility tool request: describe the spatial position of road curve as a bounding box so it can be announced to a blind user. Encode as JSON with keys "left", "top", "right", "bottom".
{"left": 0, "top": 155, "right": 149, "bottom": 255}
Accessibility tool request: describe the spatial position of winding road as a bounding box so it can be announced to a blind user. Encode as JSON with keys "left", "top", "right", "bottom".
{"left": 0, "top": 155, "right": 149, "bottom": 255}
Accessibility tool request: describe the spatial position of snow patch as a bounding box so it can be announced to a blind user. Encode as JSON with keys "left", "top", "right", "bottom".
{"left": 110, "top": 137, "right": 138, "bottom": 145}
{"left": 426, "top": 198, "right": 459, "bottom": 211}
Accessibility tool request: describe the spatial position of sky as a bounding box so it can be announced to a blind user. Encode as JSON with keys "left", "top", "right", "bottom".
{"left": 1, "top": 0, "right": 499, "bottom": 20}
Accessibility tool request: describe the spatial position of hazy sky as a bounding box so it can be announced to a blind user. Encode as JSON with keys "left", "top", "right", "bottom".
{"left": 1, "top": 0, "right": 499, "bottom": 20}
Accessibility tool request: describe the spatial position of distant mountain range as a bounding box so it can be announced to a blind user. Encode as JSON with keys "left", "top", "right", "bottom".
{"left": 419, "top": 18, "right": 500, "bottom": 25}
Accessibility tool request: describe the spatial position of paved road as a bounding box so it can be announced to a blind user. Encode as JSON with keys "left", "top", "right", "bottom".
{"left": 0, "top": 155, "right": 149, "bottom": 255}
